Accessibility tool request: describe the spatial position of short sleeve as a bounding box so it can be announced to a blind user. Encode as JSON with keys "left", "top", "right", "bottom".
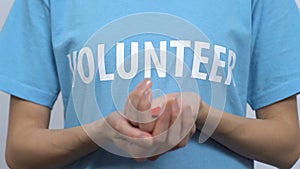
{"left": 0, "top": 0, "right": 60, "bottom": 109}
{"left": 248, "top": 0, "right": 300, "bottom": 110}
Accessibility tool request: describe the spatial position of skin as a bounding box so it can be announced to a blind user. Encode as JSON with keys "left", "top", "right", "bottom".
{"left": 5, "top": 79, "right": 300, "bottom": 169}
{"left": 5, "top": 79, "right": 196, "bottom": 169}
{"left": 197, "top": 96, "right": 300, "bottom": 169}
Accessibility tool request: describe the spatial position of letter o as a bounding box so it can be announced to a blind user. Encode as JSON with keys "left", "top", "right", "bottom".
{"left": 77, "top": 47, "right": 95, "bottom": 84}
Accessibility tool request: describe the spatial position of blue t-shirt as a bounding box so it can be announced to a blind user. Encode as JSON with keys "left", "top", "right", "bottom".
{"left": 1, "top": 0, "right": 300, "bottom": 169}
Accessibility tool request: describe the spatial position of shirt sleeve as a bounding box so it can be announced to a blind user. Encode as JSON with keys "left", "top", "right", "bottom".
{"left": 0, "top": 0, "right": 60, "bottom": 109}
{"left": 248, "top": 0, "right": 300, "bottom": 110}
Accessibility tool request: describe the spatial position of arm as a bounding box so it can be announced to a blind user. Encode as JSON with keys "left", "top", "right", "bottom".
{"left": 5, "top": 96, "right": 99, "bottom": 169}
{"left": 196, "top": 96, "right": 300, "bottom": 168}
{"left": 5, "top": 95, "right": 154, "bottom": 169}
{"left": 5, "top": 79, "right": 190, "bottom": 169}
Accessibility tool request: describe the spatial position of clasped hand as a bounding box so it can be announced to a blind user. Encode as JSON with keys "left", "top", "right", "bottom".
{"left": 115, "top": 79, "right": 200, "bottom": 161}
{"left": 87, "top": 79, "right": 200, "bottom": 161}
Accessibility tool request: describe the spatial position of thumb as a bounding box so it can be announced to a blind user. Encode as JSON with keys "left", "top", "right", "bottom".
{"left": 111, "top": 113, "right": 154, "bottom": 146}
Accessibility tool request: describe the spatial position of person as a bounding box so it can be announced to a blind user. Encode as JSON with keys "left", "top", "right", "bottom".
{"left": 0, "top": 0, "right": 299, "bottom": 169}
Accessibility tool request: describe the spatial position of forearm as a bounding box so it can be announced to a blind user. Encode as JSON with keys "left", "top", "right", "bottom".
{"left": 6, "top": 122, "right": 101, "bottom": 169}
{"left": 196, "top": 101, "right": 300, "bottom": 168}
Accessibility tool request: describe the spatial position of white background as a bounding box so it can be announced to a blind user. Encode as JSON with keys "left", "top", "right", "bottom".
{"left": 0, "top": 0, "right": 300, "bottom": 168}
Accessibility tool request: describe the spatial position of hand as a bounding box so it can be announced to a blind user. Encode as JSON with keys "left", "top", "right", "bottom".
{"left": 81, "top": 80, "right": 154, "bottom": 159}
{"left": 84, "top": 79, "right": 199, "bottom": 161}
{"left": 147, "top": 99, "right": 197, "bottom": 161}
{"left": 83, "top": 111, "right": 155, "bottom": 161}
{"left": 124, "top": 79, "right": 199, "bottom": 161}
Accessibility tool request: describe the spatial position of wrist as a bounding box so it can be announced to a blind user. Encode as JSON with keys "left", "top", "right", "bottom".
{"left": 196, "top": 100, "right": 209, "bottom": 130}
{"left": 82, "top": 118, "right": 111, "bottom": 148}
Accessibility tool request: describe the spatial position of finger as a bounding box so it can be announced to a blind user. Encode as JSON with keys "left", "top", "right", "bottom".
{"left": 130, "top": 79, "right": 152, "bottom": 109}
{"left": 178, "top": 106, "right": 195, "bottom": 148}
{"left": 167, "top": 98, "right": 182, "bottom": 147}
{"left": 152, "top": 100, "right": 172, "bottom": 143}
{"left": 191, "top": 125, "right": 196, "bottom": 137}
{"left": 138, "top": 89, "right": 155, "bottom": 132}
{"left": 114, "top": 136, "right": 150, "bottom": 159}
{"left": 135, "top": 158, "right": 146, "bottom": 162}
{"left": 111, "top": 113, "right": 153, "bottom": 147}
{"left": 125, "top": 79, "right": 152, "bottom": 125}
{"left": 178, "top": 124, "right": 196, "bottom": 148}
{"left": 148, "top": 154, "right": 164, "bottom": 161}
{"left": 151, "top": 106, "right": 161, "bottom": 118}
{"left": 179, "top": 92, "right": 200, "bottom": 120}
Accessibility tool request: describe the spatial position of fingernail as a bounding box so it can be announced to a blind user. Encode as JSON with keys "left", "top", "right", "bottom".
{"left": 140, "top": 79, "right": 151, "bottom": 89}
{"left": 145, "top": 79, "right": 152, "bottom": 88}
{"left": 151, "top": 106, "right": 161, "bottom": 117}
{"left": 137, "top": 79, "right": 152, "bottom": 91}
